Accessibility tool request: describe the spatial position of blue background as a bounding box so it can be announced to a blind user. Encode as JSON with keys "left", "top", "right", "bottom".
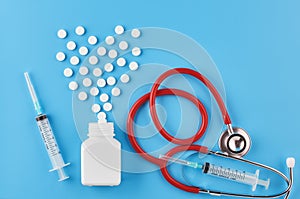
{"left": 0, "top": 0, "right": 299, "bottom": 198}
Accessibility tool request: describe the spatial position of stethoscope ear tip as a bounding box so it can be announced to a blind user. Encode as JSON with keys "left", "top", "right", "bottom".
{"left": 286, "top": 157, "right": 296, "bottom": 168}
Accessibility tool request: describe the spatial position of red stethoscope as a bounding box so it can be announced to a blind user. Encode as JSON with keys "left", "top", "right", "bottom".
{"left": 126, "top": 68, "right": 294, "bottom": 198}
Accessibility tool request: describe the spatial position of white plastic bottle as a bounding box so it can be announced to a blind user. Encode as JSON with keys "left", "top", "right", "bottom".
{"left": 81, "top": 121, "right": 121, "bottom": 186}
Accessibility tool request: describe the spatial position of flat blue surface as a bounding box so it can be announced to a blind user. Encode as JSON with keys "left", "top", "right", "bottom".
{"left": 1, "top": 0, "right": 299, "bottom": 199}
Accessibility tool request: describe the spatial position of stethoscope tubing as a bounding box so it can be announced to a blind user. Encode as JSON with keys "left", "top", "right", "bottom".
{"left": 126, "top": 67, "right": 292, "bottom": 198}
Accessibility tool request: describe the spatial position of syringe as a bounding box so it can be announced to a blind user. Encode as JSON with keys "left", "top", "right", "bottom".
{"left": 24, "top": 72, "right": 70, "bottom": 181}
{"left": 159, "top": 155, "right": 270, "bottom": 191}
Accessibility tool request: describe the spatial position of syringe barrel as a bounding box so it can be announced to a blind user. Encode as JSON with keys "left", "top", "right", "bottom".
{"left": 36, "top": 114, "right": 70, "bottom": 181}
{"left": 203, "top": 163, "right": 269, "bottom": 191}
{"left": 203, "top": 162, "right": 246, "bottom": 182}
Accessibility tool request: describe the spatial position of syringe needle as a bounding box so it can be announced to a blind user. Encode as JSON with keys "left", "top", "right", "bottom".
{"left": 24, "top": 72, "right": 42, "bottom": 115}
{"left": 159, "top": 155, "right": 202, "bottom": 169}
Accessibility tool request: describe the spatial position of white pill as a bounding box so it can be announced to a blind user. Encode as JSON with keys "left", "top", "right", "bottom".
{"left": 120, "top": 74, "right": 130, "bottom": 83}
{"left": 89, "top": 55, "right": 98, "bottom": 65}
{"left": 132, "top": 47, "right": 142, "bottom": 56}
{"left": 111, "top": 87, "right": 121, "bottom": 96}
{"left": 104, "top": 63, "right": 114, "bottom": 72}
{"left": 117, "top": 57, "right": 126, "bottom": 67}
{"left": 83, "top": 78, "right": 92, "bottom": 87}
{"left": 115, "top": 25, "right": 125, "bottom": 35}
{"left": 56, "top": 52, "right": 66, "bottom": 61}
{"left": 119, "top": 41, "right": 128, "bottom": 50}
{"left": 103, "top": 102, "right": 113, "bottom": 111}
{"left": 93, "top": 68, "right": 102, "bottom": 77}
{"left": 131, "top": 28, "right": 141, "bottom": 38}
{"left": 79, "top": 46, "right": 89, "bottom": 56}
{"left": 107, "top": 76, "right": 116, "bottom": 86}
{"left": 105, "top": 36, "right": 115, "bottom": 45}
{"left": 108, "top": 49, "right": 118, "bottom": 59}
{"left": 64, "top": 67, "right": 73, "bottom": 77}
{"left": 66, "top": 41, "right": 76, "bottom": 50}
{"left": 92, "top": 104, "right": 101, "bottom": 113}
{"left": 97, "top": 112, "right": 107, "bottom": 120}
{"left": 78, "top": 91, "right": 88, "bottom": 101}
{"left": 90, "top": 87, "right": 99, "bottom": 96}
{"left": 79, "top": 66, "right": 89, "bottom": 76}
{"left": 69, "top": 81, "right": 78, "bottom": 90}
{"left": 70, "top": 56, "right": 80, "bottom": 65}
{"left": 129, "top": 61, "right": 139, "bottom": 71}
{"left": 88, "top": 35, "right": 98, "bottom": 45}
{"left": 75, "top": 26, "right": 85, "bottom": 36}
{"left": 100, "top": 93, "right": 109, "bottom": 102}
{"left": 57, "top": 29, "right": 67, "bottom": 39}
{"left": 97, "top": 46, "right": 107, "bottom": 56}
{"left": 97, "top": 78, "right": 106, "bottom": 87}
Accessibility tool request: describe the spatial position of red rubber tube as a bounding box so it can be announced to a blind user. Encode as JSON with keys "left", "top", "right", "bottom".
{"left": 126, "top": 68, "right": 231, "bottom": 193}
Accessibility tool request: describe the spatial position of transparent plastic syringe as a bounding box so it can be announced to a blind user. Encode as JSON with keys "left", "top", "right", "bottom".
{"left": 24, "top": 72, "right": 70, "bottom": 181}
{"left": 159, "top": 155, "right": 270, "bottom": 191}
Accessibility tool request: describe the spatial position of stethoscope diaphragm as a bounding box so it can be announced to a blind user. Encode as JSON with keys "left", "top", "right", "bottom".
{"left": 218, "top": 127, "right": 251, "bottom": 158}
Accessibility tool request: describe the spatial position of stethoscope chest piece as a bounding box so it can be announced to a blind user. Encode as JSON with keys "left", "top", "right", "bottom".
{"left": 219, "top": 127, "right": 251, "bottom": 158}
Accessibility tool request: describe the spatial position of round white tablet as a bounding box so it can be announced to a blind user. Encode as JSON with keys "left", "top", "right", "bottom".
{"left": 57, "top": 29, "right": 67, "bottom": 39}
{"left": 89, "top": 55, "right": 98, "bottom": 65}
{"left": 88, "top": 35, "right": 98, "bottom": 45}
{"left": 117, "top": 57, "right": 126, "bottom": 67}
{"left": 93, "top": 68, "right": 102, "bottom": 77}
{"left": 79, "top": 46, "right": 89, "bottom": 56}
{"left": 78, "top": 91, "right": 88, "bottom": 101}
{"left": 70, "top": 56, "right": 80, "bottom": 65}
{"left": 131, "top": 28, "right": 141, "bottom": 38}
{"left": 97, "top": 112, "right": 107, "bottom": 120}
{"left": 79, "top": 66, "right": 89, "bottom": 76}
{"left": 68, "top": 81, "right": 78, "bottom": 91}
{"left": 99, "top": 93, "right": 109, "bottom": 102}
{"left": 105, "top": 36, "right": 115, "bottom": 45}
{"left": 119, "top": 41, "right": 129, "bottom": 50}
{"left": 92, "top": 104, "right": 101, "bottom": 113}
{"left": 107, "top": 76, "right": 116, "bottom": 86}
{"left": 75, "top": 26, "right": 85, "bottom": 36}
{"left": 120, "top": 74, "right": 130, "bottom": 83}
{"left": 115, "top": 25, "right": 125, "bottom": 35}
{"left": 90, "top": 87, "right": 99, "bottom": 96}
{"left": 97, "top": 46, "right": 107, "bottom": 56}
{"left": 104, "top": 63, "right": 114, "bottom": 72}
{"left": 66, "top": 41, "right": 76, "bottom": 50}
{"left": 97, "top": 78, "right": 106, "bottom": 87}
{"left": 111, "top": 87, "right": 121, "bottom": 96}
{"left": 129, "top": 61, "right": 139, "bottom": 71}
{"left": 132, "top": 47, "right": 142, "bottom": 56}
{"left": 83, "top": 78, "right": 92, "bottom": 87}
{"left": 56, "top": 52, "right": 66, "bottom": 62}
{"left": 63, "top": 68, "right": 73, "bottom": 77}
{"left": 103, "top": 102, "right": 113, "bottom": 111}
{"left": 108, "top": 49, "right": 118, "bottom": 59}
